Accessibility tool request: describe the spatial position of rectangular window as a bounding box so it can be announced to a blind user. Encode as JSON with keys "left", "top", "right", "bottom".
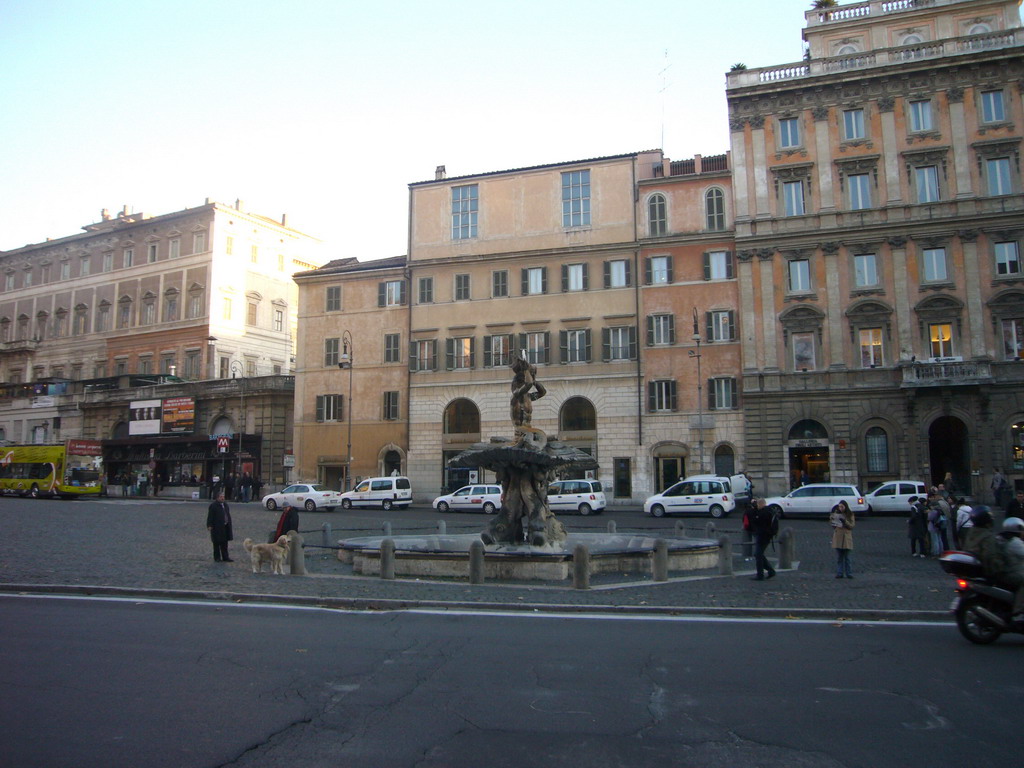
{"left": 169, "top": 238, "right": 180, "bottom": 259}
{"left": 60, "top": 262, "right": 70, "bottom": 280}
{"left": 996, "top": 242, "right": 1021, "bottom": 276}
{"left": 704, "top": 251, "right": 733, "bottom": 280}
{"left": 603, "top": 326, "right": 637, "bottom": 361}
{"left": 987, "top": 157, "right": 1013, "bottom": 196}
{"left": 164, "top": 295, "right": 178, "bottom": 322}
{"left": 141, "top": 302, "right": 155, "bottom": 325}
{"left": 277, "top": 253, "right": 284, "bottom": 271}
{"left": 220, "top": 357, "right": 229, "bottom": 379}
{"left": 793, "top": 332, "right": 816, "bottom": 370}
{"left": 859, "top": 328, "right": 883, "bottom": 367}
{"left": 848, "top": 173, "right": 872, "bottom": 209}
{"left": 315, "top": 394, "right": 344, "bottom": 422}
{"left": 124, "top": 248, "right": 134, "bottom": 268}
{"left": 246, "top": 303, "right": 257, "bottom": 325}
{"left": 843, "top": 108, "right": 865, "bottom": 140}
{"left": 1001, "top": 318, "right": 1024, "bottom": 360}
{"left": 160, "top": 356, "right": 175, "bottom": 375}
{"left": 929, "top": 323, "right": 954, "bottom": 358}
{"left": 96, "top": 305, "right": 109, "bottom": 332}
{"left": 788, "top": 259, "right": 811, "bottom": 292}
{"left": 707, "top": 310, "right": 735, "bottom": 342}
{"left": 647, "top": 255, "right": 672, "bottom": 285}
{"left": 452, "top": 184, "right": 479, "bottom": 240}
{"left": 779, "top": 117, "right": 800, "bottom": 148}
{"left": 138, "top": 357, "right": 152, "bottom": 375}
{"left": 73, "top": 311, "right": 86, "bottom": 335}
{"left": 115, "top": 359, "right": 128, "bottom": 376}
{"left": 562, "top": 263, "right": 587, "bottom": 292}
{"left": 383, "top": 391, "right": 399, "bottom": 421}
{"left": 324, "top": 338, "right": 340, "bottom": 367}
{"left": 604, "top": 259, "right": 630, "bottom": 288}
{"left": 783, "top": 181, "right": 805, "bottom": 216}
{"left": 648, "top": 379, "right": 677, "bottom": 412}
{"left": 80, "top": 257, "right": 90, "bottom": 277}
{"left": 189, "top": 293, "right": 203, "bottom": 319}
{"left": 273, "top": 309, "right": 283, "bottom": 332}
{"left": 223, "top": 298, "right": 232, "bottom": 320}
{"left": 246, "top": 360, "right": 257, "bottom": 377}
{"left": 4, "top": 273, "right": 12, "bottom": 290}
{"left": 448, "top": 337, "right": 473, "bottom": 370}
{"left": 118, "top": 303, "right": 131, "bottom": 328}
{"left": 250, "top": 245, "right": 259, "bottom": 264}
{"left": 647, "top": 314, "right": 674, "bottom": 346}
{"left": 562, "top": 329, "right": 591, "bottom": 363}
{"left": 418, "top": 277, "right": 433, "bottom": 304}
{"left": 325, "top": 286, "right": 342, "bottom": 312}
{"left": 492, "top": 270, "right": 508, "bottom": 298}
{"left": 412, "top": 339, "right": 437, "bottom": 371}
{"left": 484, "top": 334, "right": 512, "bottom": 367}
{"left": 148, "top": 243, "right": 158, "bottom": 263}
{"left": 384, "top": 333, "right": 401, "bottom": 363}
{"left": 710, "top": 378, "right": 737, "bottom": 410}
{"left": 23, "top": 269, "right": 32, "bottom": 287}
{"left": 193, "top": 232, "right": 206, "bottom": 253}
{"left": 226, "top": 236, "right": 234, "bottom": 255}
{"left": 908, "top": 99, "right": 933, "bottom": 132}
{"left": 184, "top": 352, "right": 201, "bottom": 380}
{"left": 523, "top": 331, "right": 549, "bottom": 365}
{"left": 454, "top": 274, "right": 471, "bottom": 301}
{"left": 102, "top": 253, "right": 112, "bottom": 272}
{"left": 379, "top": 280, "right": 406, "bottom": 307}
{"left": 915, "top": 166, "right": 940, "bottom": 203}
{"left": 854, "top": 253, "right": 878, "bottom": 287}
{"left": 922, "top": 247, "right": 947, "bottom": 282}
{"left": 561, "top": 170, "right": 591, "bottom": 228}
{"left": 981, "top": 90, "right": 1005, "bottom": 123}
{"left": 523, "top": 266, "right": 546, "bottom": 295}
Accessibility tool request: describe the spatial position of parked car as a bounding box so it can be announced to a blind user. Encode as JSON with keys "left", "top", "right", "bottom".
{"left": 547, "top": 479, "right": 606, "bottom": 515}
{"left": 763, "top": 483, "right": 868, "bottom": 518}
{"left": 262, "top": 483, "right": 341, "bottom": 512}
{"left": 433, "top": 485, "right": 502, "bottom": 514}
{"left": 644, "top": 475, "right": 737, "bottom": 518}
{"left": 339, "top": 476, "right": 413, "bottom": 510}
{"left": 865, "top": 481, "right": 928, "bottom": 515}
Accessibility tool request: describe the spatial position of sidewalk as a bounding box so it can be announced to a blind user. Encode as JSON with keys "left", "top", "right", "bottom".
{"left": 0, "top": 499, "right": 958, "bottom": 620}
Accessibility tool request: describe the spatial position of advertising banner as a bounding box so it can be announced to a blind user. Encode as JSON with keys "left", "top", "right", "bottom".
{"left": 129, "top": 400, "right": 162, "bottom": 436}
{"left": 161, "top": 397, "right": 195, "bottom": 434}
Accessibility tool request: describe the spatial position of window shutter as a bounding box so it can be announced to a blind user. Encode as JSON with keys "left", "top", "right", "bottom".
{"left": 708, "top": 380, "right": 716, "bottom": 410}
{"left": 646, "top": 316, "right": 655, "bottom": 346}
{"left": 540, "top": 267, "right": 547, "bottom": 294}
{"left": 601, "top": 328, "right": 610, "bottom": 362}
{"left": 647, "top": 381, "right": 656, "bottom": 413}
{"left": 603, "top": 261, "right": 611, "bottom": 289}
{"left": 584, "top": 328, "right": 592, "bottom": 362}
{"left": 561, "top": 265, "right": 569, "bottom": 293}
{"left": 429, "top": 340, "right": 438, "bottom": 371}
{"left": 483, "top": 336, "right": 493, "bottom": 368}
{"left": 339, "top": 394, "right": 345, "bottom": 422}
{"left": 445, "top": 338, "right": 454, "bottom": 370}
{"left": 703, "top": 253, "right": 711, "bottom": 280}
{"left": 315, "top": 395, "right": 324, "bottom": 422}
{"left": 377, "top": 282, "right": 386, "bottom": 307}
{"left": 665, "top": 256, "right": 674, "bottom": 283}
{"left": 559, "top": 330, "right": 568, "bottom": 363}
{"left": 408, "top": 341, "right": 418, "bottom": 371}
{"left": 581, "top": 263, "right": 589, "bottom": 291}
{"left": 669, "top": 380, "right": 678, "bottom": 411}
{"left": 541, "top": 331, "right": 550, "bottom": 364}
{"left": 667, "top": 314, "right": 675, "bottom": 344}
{"left": 726, "top": 252, "right": 734, "bottom": 279}
{"left": 644, "top": 257, "right": 652, "bottom": 285}
{"left": 521, "top": 269, "right": 528, "bottom": 295}
{"left": 469, "top": 337, "right": 476, "bottom": 369}
{"left": 624, "top": 259, "right": 632, "bottom": 287}
{"left": 706, "top": 312, "right": 714, "bottom": 342}
{"left": 517, "top": 333, "right": 527, "bottom": 359}
{"left": 728, "top": 310, "right": 736, "bottom": 341}
{"left": 730, "top": 378, "right": 738, "bottom": 409}
{"left": 628, "top": 326, "right": 638, "bottom": 360}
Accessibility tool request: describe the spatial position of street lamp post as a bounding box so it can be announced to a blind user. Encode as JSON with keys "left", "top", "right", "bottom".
{"left": 230, "top": 361, "right": 245, "bottom": 483}
{"left": 338, "top": 330, "right": 354, "bottom": 492}
{"left": 688, "top": 307, "right": 705, "bottom": 475}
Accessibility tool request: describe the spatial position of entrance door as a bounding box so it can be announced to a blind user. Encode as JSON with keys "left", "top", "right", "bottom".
{"left": 928, "top": 415, "right": 969, "bottom": 491}
{"left": 657, "top": 457, "right": 684, "bottom": 492}
{"left": 789, "top": 447, "right": 830, "bottom": 487}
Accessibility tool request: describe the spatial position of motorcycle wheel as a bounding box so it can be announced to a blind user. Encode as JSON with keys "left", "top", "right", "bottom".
{"left": 955, "top": 597, "right": 1003, "bottom": 645}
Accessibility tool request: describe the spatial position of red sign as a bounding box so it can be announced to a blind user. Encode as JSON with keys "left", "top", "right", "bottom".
{"left": 217, "top": 436, "right": 230, "bottom": 453}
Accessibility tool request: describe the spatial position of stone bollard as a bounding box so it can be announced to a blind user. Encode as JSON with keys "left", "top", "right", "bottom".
{"left": 573, "top": 543, "right": 590, "bottom": 590}
{"left": 380, "top": 538, "right": 396, "bottom": 580}
{"left": 675, "top": 521, "right": 686, "bottom": 538}
{"left": 469, "top": 539, "right": 485, "bottom": 584}
{"left": 382, "top": 521, "right": 392, "bottom": 537}
{"left": 321, "top": 522, "right": 332, "bottom": 549}
{"left": 437, "top": 520, "right": 447, "bottom": 535}
{"left": 717, "top": 535, "right": 733, "bottom": 575}
{"left": 652, "top": 538, "right": 669, "bottom": 582}
{"left": 607, "top": 520, "right": 617, "bottom": 533}
{"left": 778, "top": 528, "right": 795, "bottom": 570}
{"left": 705, "top": 521, "right": 716, "bottom": 539}
{"left": 287, "top": 531, "right": 306, "bottom": 575}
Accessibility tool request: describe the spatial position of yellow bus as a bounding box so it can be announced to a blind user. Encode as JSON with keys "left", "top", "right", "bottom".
{"left": 0, "top": 439, "right": 104, "bottom": 498}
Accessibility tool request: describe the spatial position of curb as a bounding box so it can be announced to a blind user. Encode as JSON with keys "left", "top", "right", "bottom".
{"left": 0, "top": 582, "right": 949, "bottom": 623}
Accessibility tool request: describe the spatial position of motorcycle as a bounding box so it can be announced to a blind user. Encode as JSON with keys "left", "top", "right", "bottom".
{"left": 939, "top": 551, "right": 1022, "bottom": 644}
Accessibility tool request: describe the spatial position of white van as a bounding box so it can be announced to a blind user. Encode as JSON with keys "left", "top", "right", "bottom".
{"left": 644, "top": 474, "right": 737, "bottom": 518}
{"left": 339, "top": 476, "right": 413, "bottom": 510}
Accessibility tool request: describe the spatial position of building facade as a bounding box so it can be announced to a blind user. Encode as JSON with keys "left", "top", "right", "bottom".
{"left": 727, "top": 0, "right": 1024, "bottom": 498}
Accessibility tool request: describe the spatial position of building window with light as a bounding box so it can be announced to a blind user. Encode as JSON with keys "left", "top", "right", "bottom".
{"left": 1002, "top": 319, "right": 1024, "bottom": 360}
{"left": 645, "top": 255, "right": 672, "bottom": 285}
{"left": 484, "top": 334, "right": 512, "bottom": 367}
{"left": 929, "top": 323, "right": 954, "bottom": 358}
{"left": 411, "top": 339, "right": 438, "bottom": 371}
{"left": 707, "top": 310, "right": 736, "bottom": 342}
{"left": 446, "top": 337, "right": 474, "bottom": 370}
{"left": 378, "top": 280, "right": 406, "bottom": 307}
{"left": 859, "top": 328, "right": 883, "bottom": 367}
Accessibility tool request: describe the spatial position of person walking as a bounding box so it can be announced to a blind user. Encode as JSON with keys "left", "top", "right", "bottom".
{"left": 927, "top": 491, "right": 950, "bottom": 555}
{"left": 907, "top": 497, "right": 929, "bottom": 557}
{"left": 991, "top": 468, "right": 1010, "bottom": 509}
{"left": 830, "top": 500, "right": 855, "bottom": 578}
{"left": 206, "top": 491, "right": 234, "bottom": 563}
{"left": 748, "top": 498, "right": 777, "bottom": 581}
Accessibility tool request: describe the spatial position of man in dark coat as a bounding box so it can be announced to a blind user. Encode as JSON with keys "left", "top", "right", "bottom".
{"left": 272, "top": 503, "right": 300, "bottom": 543}
{"left": 748, "top": 498, "right": 777, "bottom": 581}
{"left": 206, "top": 491, "right": 233, "bottom": 562}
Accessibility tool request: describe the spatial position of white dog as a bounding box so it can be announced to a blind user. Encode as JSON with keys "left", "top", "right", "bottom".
{"left": 242, "top": 536, "right": 289, "bottom": 575}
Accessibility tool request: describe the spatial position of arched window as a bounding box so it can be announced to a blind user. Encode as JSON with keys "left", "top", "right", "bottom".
{"left": 865, "top": 426, "right": 889, "bottom": 472}
{"left": 789, "top": 419, "right": 828, "bottom": 441}
{"left": 837, "top": 44, "right": 859, "bottom": 55}
{"left": 444, "top": 399, "right": 480, "bottom": 435}
{"left": 901, "top": 34, "right": 923, "bottom": 45}
{"left": 968, "top": 23, "right": 991, "bottom": 35}
{"left": 648, "top": 194, "right": 667, "bottom": 237}
{"left": 560, "top": 397, "right": 596, "bottom": 432}
{"left": 705, "top": 188, "right": 725, "bottom": 231}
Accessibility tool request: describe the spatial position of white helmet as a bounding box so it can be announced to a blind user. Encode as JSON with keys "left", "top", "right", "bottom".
{"left": 1002, "top": 517, "right": 1024, "bottom": 534}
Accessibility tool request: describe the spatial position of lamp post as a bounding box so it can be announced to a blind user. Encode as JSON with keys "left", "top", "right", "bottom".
{"left": 230, "top": 361, "right": 245, "bottom": 483}
{"left": 688, "top": 307, "right": 705, "bottom": 475}
{"left": 338, "top": 330, "right": 354, "bottom": 492}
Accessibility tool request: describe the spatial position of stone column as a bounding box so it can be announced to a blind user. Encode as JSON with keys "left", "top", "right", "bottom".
{"left": 758, "top": 250, "right": 779, "bottom": 370}
{"left": 751, "top": 116, "right": 771, "bottom": 218}
{"left": 730, "top": 118, "right": 751, "bottom": 223}
{"left": 946, "top": 87, "right": 973, "bottom": 197}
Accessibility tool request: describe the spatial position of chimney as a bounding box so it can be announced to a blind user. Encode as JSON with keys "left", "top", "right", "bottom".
{"left": 235, "top": 199, "right": 244, "bottom": 211}
{"left": 119, "top": 205, "right": 129, "bottom": 218}
{"left": 435, "top": 165, "right": 446, "bottom": 180}
{"left": 101, "top": 208, "right": 111, "bottom": 221}
{"left": 281, "top": 213, "right": 288, "bottom": 227}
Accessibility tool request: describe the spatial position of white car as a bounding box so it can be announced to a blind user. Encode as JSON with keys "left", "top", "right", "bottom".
{"left": 339, "top": 476, "right": 413, "bottom": 510}
{"left": 763, "top": 483, "right": 868, "bottom": 518}
{"left": 262, "top": 483, "right": 341, "bottom": 512}
{"left": 644, "top": 476, "right": 736, "bottom": 518}
{"left": 432, "top": 485, "right": 502, "bottom": 514}
{"left": 865, "top": 481, "right": 928, "bottom": 515}
{"left": 547, "top": 479, "right": 606, "bottom": 515}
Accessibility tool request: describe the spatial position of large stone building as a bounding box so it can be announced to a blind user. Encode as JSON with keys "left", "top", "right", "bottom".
{"left": 727, "top": 0, "right": 1024, "bottom": 497}
{"left": 0, "top": 200, "right": 323, "bottom": 490}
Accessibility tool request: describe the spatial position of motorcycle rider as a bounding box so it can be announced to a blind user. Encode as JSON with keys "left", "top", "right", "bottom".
{"left": 962, "top": 508, "right": 1024, "bottom": 628}
{"left": 999, "top": 516, "right": 1024, "bottom": 562}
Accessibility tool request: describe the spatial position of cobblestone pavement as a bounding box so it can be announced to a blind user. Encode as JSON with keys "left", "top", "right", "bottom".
{"left": 0, "top": 497, "right": 964, "bottom": 618}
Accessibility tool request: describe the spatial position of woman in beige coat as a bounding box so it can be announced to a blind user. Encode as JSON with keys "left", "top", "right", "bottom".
{"left": 830, "top": 500, "right": 855, "bottom": 579}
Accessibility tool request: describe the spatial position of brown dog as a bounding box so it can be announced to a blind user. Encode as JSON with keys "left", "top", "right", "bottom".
{"left": 242, "top": 536, "right": 289, "bottom": 575}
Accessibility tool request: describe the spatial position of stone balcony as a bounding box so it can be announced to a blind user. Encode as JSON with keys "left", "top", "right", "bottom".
{"left": 900, "top": 360, "right": 993, "bottom": 387}
{"left": 0, "top": 338, "right": 40, "bottom": 354}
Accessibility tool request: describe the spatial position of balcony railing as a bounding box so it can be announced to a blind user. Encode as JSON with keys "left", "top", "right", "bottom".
{"left": 900, "top": 360, "right": 992, "bottom": 387}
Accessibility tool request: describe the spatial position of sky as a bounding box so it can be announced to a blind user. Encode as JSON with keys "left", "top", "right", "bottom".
{"left": 0, "top": 0, "right": 811, "bottom": 260}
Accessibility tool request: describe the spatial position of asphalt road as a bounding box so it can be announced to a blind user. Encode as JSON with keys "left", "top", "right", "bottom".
{"left": 3, "top": 594, "right": 1021, "bottom": 768}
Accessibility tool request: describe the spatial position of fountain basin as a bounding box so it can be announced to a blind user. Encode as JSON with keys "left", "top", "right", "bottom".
{"left": 338, "top": 533, "right": 719, "bottom": 581}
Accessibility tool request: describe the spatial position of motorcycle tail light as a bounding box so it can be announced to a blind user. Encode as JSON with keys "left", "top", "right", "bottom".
{"left": 956, "top": 579, "right": 969, "bottom": 590}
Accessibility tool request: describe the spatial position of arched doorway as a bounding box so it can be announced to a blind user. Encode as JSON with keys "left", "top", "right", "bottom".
{"left": 558, "top": 397, "right": 597, "bottom": 479}
{"left": 443, "top": 399, "right": 481, "bottom": 492}
{"left": 714, "top": 445, "right": 735, "bottom": 477}
{"left": 928, "top": 415, "right": 969, "bottom": 491}
{"left": 652, "top": 442, "right": 688, "bottom": 492}
{"left": 788, "top": 419, "right": 830, "bottom": 488}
